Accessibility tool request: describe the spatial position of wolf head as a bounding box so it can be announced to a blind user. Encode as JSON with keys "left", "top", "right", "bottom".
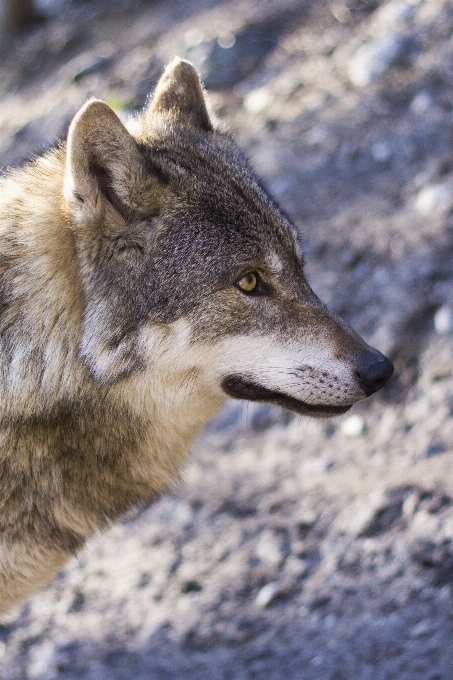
{"left": 63, "top": 58, "right": 393, "bottom": 419}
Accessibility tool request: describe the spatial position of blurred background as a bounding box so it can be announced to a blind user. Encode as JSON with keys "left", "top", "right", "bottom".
{"left": 1, "top": 0, "right": 453, "bottom": 678}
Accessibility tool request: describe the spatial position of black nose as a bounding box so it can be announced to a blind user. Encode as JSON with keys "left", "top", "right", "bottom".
{"left": 356, "top": 352, "right": 394, "bottom": 396}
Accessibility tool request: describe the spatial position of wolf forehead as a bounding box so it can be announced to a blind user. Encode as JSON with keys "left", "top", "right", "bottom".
{"left": 136, "top": 128, "right": 303, "bottom": 277}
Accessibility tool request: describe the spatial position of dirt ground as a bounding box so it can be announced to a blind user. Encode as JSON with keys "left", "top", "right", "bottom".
{"left": 1, "top": 0, "right": 453, "bottom": 678}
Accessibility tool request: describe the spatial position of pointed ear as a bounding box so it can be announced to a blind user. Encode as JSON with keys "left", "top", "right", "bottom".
{"left": 64, "top": 100, "right": 150, "bottom": 384}
{"left": 146, "top": 58, "right": 213, "bottom": 131}
{"left": 64, "top": 99, "right": 145, "bottom": 220}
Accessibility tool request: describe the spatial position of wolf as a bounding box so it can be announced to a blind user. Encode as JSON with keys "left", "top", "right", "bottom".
{"left": 0, "top": 58, "right": 393, "bottom": 615}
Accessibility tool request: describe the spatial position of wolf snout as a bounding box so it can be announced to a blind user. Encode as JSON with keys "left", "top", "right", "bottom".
{"left": 354, "top": 351, "right": 394, "bottom": 396}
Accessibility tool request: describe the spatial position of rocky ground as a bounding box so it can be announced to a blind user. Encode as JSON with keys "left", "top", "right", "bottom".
{"left": 1, "top": 0, "right": 453, "bottom": 678}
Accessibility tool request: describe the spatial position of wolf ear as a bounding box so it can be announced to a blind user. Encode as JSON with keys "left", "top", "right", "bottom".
{"left": 65, "top": 100, "right": 149, "bottom": 385}
{"left": 146, "top": 58, "right": 213, "bottom": 131}
{"left": 65, "top": 99, "right": 145, "bottom": 220}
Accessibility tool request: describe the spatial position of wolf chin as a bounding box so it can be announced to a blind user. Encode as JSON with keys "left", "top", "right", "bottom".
{"left": 0, "top": 58, "right": 393, "bottom": 615}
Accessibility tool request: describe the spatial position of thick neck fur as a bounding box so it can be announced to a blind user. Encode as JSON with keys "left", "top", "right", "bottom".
{"left": 0, "top": 149, "right": 223, "bottom": 542}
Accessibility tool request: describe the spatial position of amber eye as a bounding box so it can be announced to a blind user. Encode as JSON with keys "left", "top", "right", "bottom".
{"left": 237, "top": 272, "right": 258, "bottom": 293}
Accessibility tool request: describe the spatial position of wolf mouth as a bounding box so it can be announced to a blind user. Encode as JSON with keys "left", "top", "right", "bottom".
{"left": 221, "top": 376, "right": 352, "bottom": 418}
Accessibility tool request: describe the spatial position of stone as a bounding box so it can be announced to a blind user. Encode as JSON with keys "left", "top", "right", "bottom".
{"left": 345, "top": 487, "right": 414, "bottom": 537}
{"left": 434, "top": 305, "right": 453, "bottom": 334}
{"left": 340, "top": 414, "right": 365, "bottom": 437}
{"left": 255, "top": 530, "right": 284, "bottom": 566}
{"left": 255, "top": 581, "right": 281, "bottom": 608}
{"left": 303, "top": 458, "right": 334, "bottom": 475}
{"left": 377, "top": 0, "right": 415, "bottom": 27}
{"left": 348, "top": 34, "right": 419, "bottom": 87}
{"left": 415, "top": 183, "right": 453, "bottom": 215}
{"left": 410, "top": 91, "right": 433, "bottom": 114}
{"left": 27, "top": 641, "right": 58, "bottom": 680}
{"left": 243, "top": 86, "right": 273, "bottom": 114}
{"left": 410, "top": 621, "right": 434, "bottom": 638}
{"left": 371, "top": 140, "right": 392, "bottom": 162}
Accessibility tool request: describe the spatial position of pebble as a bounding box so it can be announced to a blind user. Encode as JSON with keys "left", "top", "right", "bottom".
{"left": 255, "top": 581, "right": 281, "bottom": 608}
{"left": 27, "top": 641, "right": 57, "bottom": 680}
{"left": 378, "top": 0, "right": 415, "bottom": 27}
{"left": 340, "top": 414, "right": 365, "bottom": 437}
{"left": 303, "top": 458, "right": 334, "bottom": 475}
{"left": 348, "top": 34, "right": 418, "bottom": 87}
{"left": 371, "top": 140, "right": 391, "bottom": 162}
{"left": 410, "top": 91, "right": 433, "bottom": 114}
{"left": 425, "top": 441, "right": 446, "bottom": 458}
{"left": 255, "top": 530, "right": 284, "bottom": 566}
{"left": 434, "top": 305, "right": 453, "bottom": 334}
{"left": 243, "top": 86, "right": 273, "bottom": 114}
{"left": 311, "top": 654, "right": 324, "bottom": 667}
{"left": 345, "top": 492, "right": 388, "bottom": 537}
{"left": 410, "top": 621, "right": 434, "bottom": 638}
{"left": 305, "top": 124, "right": 330, "bottom": 146}
{"left": 415, "top": 183, "right": 453, "bottom": 215}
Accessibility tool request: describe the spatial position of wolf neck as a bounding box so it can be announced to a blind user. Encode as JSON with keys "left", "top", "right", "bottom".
{"left": 0, "top": 150, "right": 224, "bottom": 525}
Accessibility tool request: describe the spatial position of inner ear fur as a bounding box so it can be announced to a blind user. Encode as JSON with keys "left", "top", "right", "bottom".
{"left": 65, "top": 99, "right": 145, "bottom": 219}
{"left": 146, "top": 58, "right": 213, "bottom": 131}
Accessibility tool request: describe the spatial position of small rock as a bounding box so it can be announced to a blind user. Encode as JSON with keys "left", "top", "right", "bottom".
{"left": 434, "top": 305, "right": 453, "bottom": 334}
{"left": 27, "top": 641, "right": 58, "bottom": 680}
{"left": 295, "top": 511, "right": 317, "bottom": 538}
{"left": 330, "top": 1, "right": 351, "bottom": 23}
{"left": 305, "top": 124, "right": 330, "bottom": 146}
{"left": 348, "top": 34, "right": 419, "bottom": 87}
{"left": 348, "top": 487, "right": 413, "bottom": 537}
{"left": 255, "top": 581, "right": 281, "bottom": 608}
{"left": 243, "top": 86, "right": 273, "bottom": 114}
{"left": 371, "top": 140, "right": 391, "bottom": 162}
{"left": 340, "top": 414, "right": 365, "bottom": 437}
{"left": 410, "top": 91, "right": 433, "bottom": 114}
{"left": 303, "top": 458, "right": 334, "bottom": 475}
{"left": 415, "top": 183, "right": 453, "bottom": 215}
{"left": 410, "top": 621, "right": 433, "bottom": 638}
{"left": 402, "top": 490, "right": 419, "bottom": 518}
{"left": 311, "top": 655, "right": 324, "bottom": 667}
{"left": 425, "top": 441, "right": 446, "bottom": 458}
{"left": 378, "top": 0, "right": 415, "bottom": 27}
{"left": 255, "top": 530, "right": 284, "bottom": 566}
